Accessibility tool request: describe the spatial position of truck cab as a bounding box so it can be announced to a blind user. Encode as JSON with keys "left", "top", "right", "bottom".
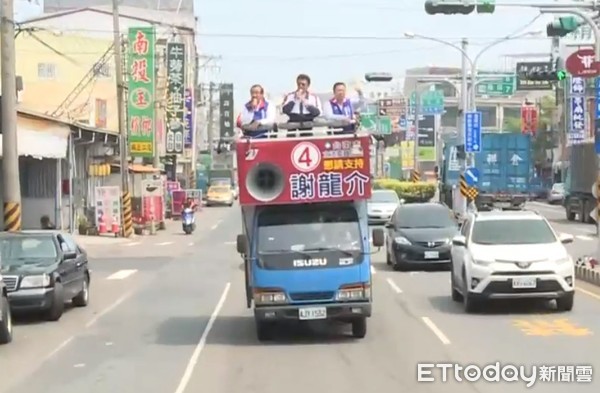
{"left": 234, "top": 121, "right": 384, "bottom": 341}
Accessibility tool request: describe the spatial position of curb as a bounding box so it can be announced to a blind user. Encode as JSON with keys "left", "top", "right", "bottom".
{"left": 575, "top": 265, "right": 600, "bottom": 286}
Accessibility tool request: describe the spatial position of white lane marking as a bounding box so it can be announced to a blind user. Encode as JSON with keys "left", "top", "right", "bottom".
{"left": 527, "top": 201, "right": 563, "bottom": 210}
{"left": 576, "top": 235, "right": 594, "bottom": 241}
{"left": 106, "top": 269, "right": 138, "bottom": 280}
{"left": 188, "top": 242, "right": 194, "bottom": 246}
{"left": 123, "top": 242, "right": 141, "bottom": 247}
{"left": 370, "top": 265, "right": 376, "bottom": 275}
{"left": 211, "top": 219, "right": 223, "bottom": 230}
{"left": 157, "top": 241, "right": 173, "bottom": 246}
{"left": 43, "top": 289, "right": 135, "bottom": 361}
{"left": 409, "top": 271, "right": 419, "bottom": 276}
{"left": 421, "top": 316, "right": 451, "bottom": 345}
{"left": 85, "top": 290, "right": 134, "bottom": 328}
{"left": 577, "top": 287, "right": 600, "bottom": 301}
{"left": 174, "top": 282, "right": 231, "bottom": 393}
{"left": 386, "top": 278, "right": 402, "bottom": 293}
{"left": 224, "top": 241, "right": 236, "bottom": 245}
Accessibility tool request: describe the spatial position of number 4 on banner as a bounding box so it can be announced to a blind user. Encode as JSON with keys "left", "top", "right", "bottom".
{"left": 291, "top": 142, "right": 321, "bottom": 172}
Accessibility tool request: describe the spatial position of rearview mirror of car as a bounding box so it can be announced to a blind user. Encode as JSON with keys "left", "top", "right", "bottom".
{"left": 236, "top": 234, "right": 247, "bottom": 254}
{"left": 452, "top": 235, "right": 466, "bottom": 247}
{"left": 559, "top": 233, "right": 574, "bottom": 244}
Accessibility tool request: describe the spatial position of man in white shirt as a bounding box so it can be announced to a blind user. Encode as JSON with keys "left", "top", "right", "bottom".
{"left": 281, "top": 74, "right": 322, "bottom": 125}
{"left": 236, "top": 84, "right": 276, "bottom": 138}
{"left": 322, "top": 82, "right": 365, "bottom": 134}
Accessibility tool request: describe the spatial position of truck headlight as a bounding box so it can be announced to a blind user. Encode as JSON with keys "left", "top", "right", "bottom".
{"left": 20, "top": 274, "right": 51, "bottom": 289}
{"left": 253, "top": 290, "right": 287, "bottom": 305}
{"left": 336, "top": 284, "right": 370, "bottom": 301}
{"left": 394, "top": 236, "right": 411, "bottom": 245}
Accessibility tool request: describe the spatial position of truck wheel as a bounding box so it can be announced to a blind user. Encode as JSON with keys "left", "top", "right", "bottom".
{"left": 351, "top": 318, "right": 367, "bottom": 338}
{"left": 566, "top": 205, "right": 576, "bottom": 221}
{"left": 256, "top": 320, "right": 274, "bottom": 341}
{"left": 0, "top": 296, "right": 13, "bottom": 344}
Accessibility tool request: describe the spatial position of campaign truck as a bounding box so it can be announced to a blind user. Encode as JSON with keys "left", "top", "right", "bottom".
{"left": 440, "top": 132, "right": 532, "bottom": 211}
{"left": 234, "top": 121, "right": 384, "bottom": 341}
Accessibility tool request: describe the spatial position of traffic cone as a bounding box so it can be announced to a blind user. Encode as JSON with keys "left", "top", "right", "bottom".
{"left": 111, "top": 215, "right": 120, "bottom": 237}
{"left": 98, "top": 213, "right": 107, "bottom": 234}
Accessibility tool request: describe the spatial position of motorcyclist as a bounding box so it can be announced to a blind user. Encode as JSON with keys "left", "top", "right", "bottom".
{"left": 183, "top": 197, "right": 197, "bottom": 211}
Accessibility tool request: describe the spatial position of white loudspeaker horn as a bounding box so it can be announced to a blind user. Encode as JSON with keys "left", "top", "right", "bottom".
{"left": 245, "top": 162, "right": 285, "bottom": 202}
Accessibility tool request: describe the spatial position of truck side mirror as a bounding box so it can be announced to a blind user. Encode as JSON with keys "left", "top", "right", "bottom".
{"left": 372, "top": 228, "right": 385, "bottom": 247}
{"left": 236, "top": 234, "right": 247, "bottom": 254}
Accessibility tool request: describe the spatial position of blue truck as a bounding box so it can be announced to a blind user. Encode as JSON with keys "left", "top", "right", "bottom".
{"left": 234, "top": 130, "right": 383, "bottom": 341}
{"left": 440, "top": 132, "right": 532, "bottom": 211}
{"left": 564, "top": 143, "right": 596, "bottom": 224}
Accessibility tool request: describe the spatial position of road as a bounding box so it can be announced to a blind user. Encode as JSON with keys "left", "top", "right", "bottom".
{"left": 0, "top": 201, "right": 598, "bottom": 392}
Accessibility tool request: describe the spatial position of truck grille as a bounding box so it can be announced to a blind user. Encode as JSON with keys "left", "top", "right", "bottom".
{"left": 1, "top": 275, "right": 18, "bottom": 291}
{"left": 289, "top": 291, "right": 334, "bottom": 301}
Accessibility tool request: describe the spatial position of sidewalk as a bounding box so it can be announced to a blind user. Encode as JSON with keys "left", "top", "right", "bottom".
{"left": 74, "top": 233, "right": 138, "bottom": 247}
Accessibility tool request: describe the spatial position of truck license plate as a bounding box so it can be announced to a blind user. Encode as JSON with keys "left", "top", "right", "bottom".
{"left": 496, "top": 202, "right": 511, "bottom": 208}
{"left": 424, "top": 251, "right": 439, "bottom": 259}
{"left": 512, "top": 277, "right": 537, "bottom": 289}
{"left": 299, "top": 307, "right": 327, "bottom": 320}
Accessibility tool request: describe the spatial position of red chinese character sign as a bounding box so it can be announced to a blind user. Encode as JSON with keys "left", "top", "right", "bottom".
{"left": 521, "top": 104, "right": 538, "bottom": 136}
{"left": 127, "top": 27, "right": 156, "bottom": 158}
{"left": 566, "top": 48, "right": 600, "bottom": 77}
{"left": 236, "top": 136, "right": 372, "bottom": 205}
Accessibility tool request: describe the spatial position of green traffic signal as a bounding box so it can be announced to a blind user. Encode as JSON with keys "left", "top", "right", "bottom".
{"left": 546, "top": 16, "right": 581, "bottom": 37}
{"left": 556, "top": 70, "right": 567, "bottom": 81}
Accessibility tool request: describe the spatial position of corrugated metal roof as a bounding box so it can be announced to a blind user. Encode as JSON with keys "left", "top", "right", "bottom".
{"left": 44, "top": 0, "right": 194, "bottom": 12}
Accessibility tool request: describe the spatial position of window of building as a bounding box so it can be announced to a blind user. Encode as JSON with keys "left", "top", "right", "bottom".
{"left": 37, "top": 63, "right": 57, "bottom": 79}
{"left": 93, "top": 63, "right": 111, "bottom": 78}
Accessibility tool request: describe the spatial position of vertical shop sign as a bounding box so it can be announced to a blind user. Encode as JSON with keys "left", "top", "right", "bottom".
{"left": 127, "top": 26, "right": 156, "bottom": 157}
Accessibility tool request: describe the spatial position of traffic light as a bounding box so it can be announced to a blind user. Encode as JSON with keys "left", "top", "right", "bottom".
{"left": 546, "top": 16, "right": 582, "bottom": 37}
{"left": 519, "top": 69, "right": 567, "bottom": 82}
{"left": 476, "top": 0, "right": 495, "bottom": 13}
{"left": 424, "top": 0, "right": 474, "bottom": 15}
{"left": 365, "top": 72, "right": 393, "bottom": 82}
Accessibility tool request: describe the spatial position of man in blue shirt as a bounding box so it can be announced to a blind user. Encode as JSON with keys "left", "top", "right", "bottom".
{"left": 323, "top": 82, "right": 365, "bottom": 134}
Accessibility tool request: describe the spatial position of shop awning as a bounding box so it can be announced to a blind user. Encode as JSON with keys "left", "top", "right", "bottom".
{"left": 0, "top": 117, "right": 70, "bottom": 159}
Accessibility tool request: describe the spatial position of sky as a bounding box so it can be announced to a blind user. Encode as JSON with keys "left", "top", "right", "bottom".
{"left": 196, "top": 0, "right": 570, "bottom": 105}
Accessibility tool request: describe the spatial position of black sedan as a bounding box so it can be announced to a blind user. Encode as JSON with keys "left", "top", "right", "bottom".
{"left": 385, "top": 203, "right": 459, "bottom": 271}
{"left": 0, "top": 231, "right": 91, "bottom": 321}
{"left": 0, "top": 273, "right": 12, "bottom": 344}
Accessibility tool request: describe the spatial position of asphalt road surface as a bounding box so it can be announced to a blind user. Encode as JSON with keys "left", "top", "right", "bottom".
{"left": 1, "top": 202, "right": 599, "bottom": 392}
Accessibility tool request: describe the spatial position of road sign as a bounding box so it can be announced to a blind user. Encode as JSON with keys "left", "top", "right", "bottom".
{"left": 516, "top": 62, "right": 553, "bottom": 91}
{"left": 408, "top": 90, "right": 444, "bottom": 114}
{"left": 378, "top": 98, "right": 407, "bottom": 133}
{"left": 476, "top": 75, "right": 515, "bottom": 96}
{"left": 566, "top": 48, "right": 600, "bottom": 77}
{"left": 464, "top": 167, "right": 479, "bottom": 186}
{"left": 569, "top": 96, "right": 586, "bottom": 142}
{"left": 520, "top": 104, "right": 538, "bottom": 135}
{"left": 464, "top": 111, "right": 482, "bottom": 153}
{"left": 359, "top": 114, "right": 392, "bottom": 135}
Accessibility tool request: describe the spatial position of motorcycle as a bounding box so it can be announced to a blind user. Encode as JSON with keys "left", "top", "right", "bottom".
{"left": 182, "top": 207, "right": 195, "bottom": 234}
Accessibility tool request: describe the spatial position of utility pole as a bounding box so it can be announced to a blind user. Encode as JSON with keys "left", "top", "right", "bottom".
{"left": 112, "top": 0, "right": 132, "bottom": 237}
{"left": 458, "top": 37, "right": 469, "bottom": 216}
{"left": 413, "top": 89, "right": 420, "bottom": 172}
{"left": 207, "top": 82, "right": 216, "bottom": 167}
{"left": 1, "top": 0, "right": 22, "bottom": 232}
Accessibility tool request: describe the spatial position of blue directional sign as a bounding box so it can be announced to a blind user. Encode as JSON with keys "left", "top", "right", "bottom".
{"left": 596, "top": 78, "right": 600, "bottom": 154}
{"left": 464, "top": 111, "right": 482, "bottom": 153}
{"left": 464, "top": 167, "right": 479, "bottom": 187}
{"left": 595, "top": 78, "right": 600, "bottom": 119}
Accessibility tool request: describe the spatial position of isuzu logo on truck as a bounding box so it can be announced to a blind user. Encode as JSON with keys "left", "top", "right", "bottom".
{"left": 293, "top": 258, "right": 327, "bottom": 267}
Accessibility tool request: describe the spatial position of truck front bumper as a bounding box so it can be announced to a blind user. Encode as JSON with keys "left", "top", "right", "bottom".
{"left": 254, "top": 302, "right": 371, "bottom": 322}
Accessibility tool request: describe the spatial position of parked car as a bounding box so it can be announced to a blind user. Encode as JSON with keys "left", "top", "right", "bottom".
{"left": 385, "top": 202, "right": 459, "bottom": 271}
{"left": 206, "top": 185, "right": 234, "bottom": 207}
{"left": 0, "top": 231, "right": 91, "bottom": 321}
{"left": 450, "top": 210, "right": 574, "bottom": 313}
{"left": 547, "top": 183, "right": 565, "bottom": 205}
{"left": 0, "top": 272, "right": 13, "bottom": 344}
{"left": 368, "top": 190, "right": 400, "bottom": 225}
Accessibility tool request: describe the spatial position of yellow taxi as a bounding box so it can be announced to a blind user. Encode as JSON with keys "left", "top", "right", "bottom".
{"left": 206, "top": 185, "right": 234, "bottom": 207}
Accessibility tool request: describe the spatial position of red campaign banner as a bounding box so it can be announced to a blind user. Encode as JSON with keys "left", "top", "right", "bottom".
{"left": 521, "top": 105, "right": 538, "bottom": 135}
{"left": 236, "top": 135, "right": 372, "bottom": 205}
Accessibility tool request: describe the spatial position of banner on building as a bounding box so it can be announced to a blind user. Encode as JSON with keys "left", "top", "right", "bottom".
{"left": 219, "top": 83, "right": 234, "bottom": 139}
{"left": 165, "top": 42, "right": 186, "bottom": 154}
{"left": 520, "top": 104, "right": 538, "bottom": 136}
{"left": 127, "top": 26, "right": 156, "bottom": 158}
{"left": 184, "top": 88, "right": 194, "bottom": 148}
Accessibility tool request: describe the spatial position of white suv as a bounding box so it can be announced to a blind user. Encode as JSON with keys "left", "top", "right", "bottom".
{"left": 450, "top": 211, "right": 575, "bottom": 313}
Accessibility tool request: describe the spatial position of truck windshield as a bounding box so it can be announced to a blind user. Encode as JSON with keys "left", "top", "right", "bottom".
{"left": 257, "top": 203, "right": 362, "bottom": 254}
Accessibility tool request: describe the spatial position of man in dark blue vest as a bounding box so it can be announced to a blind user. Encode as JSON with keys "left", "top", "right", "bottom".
{"left": 323, "top": 82, "right": 364, "bottom": 134}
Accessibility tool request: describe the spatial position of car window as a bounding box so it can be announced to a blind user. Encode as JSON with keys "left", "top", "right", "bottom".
{"left": 394, "top": 206, "right": 456, "bottom": 229}
{"left": 60, "top": 234, "right": 77, "bottom": 252}
{"left": 210, "top": 186, "right": 229, "bottom": 193}
{"left": 552, "top": 183, "right": 564, "bottom": 191}
{"left": 369, "top": 191, "right": 399, "bottom": 203}
{"left": 0, "top": 236, "right": 58, "bottom": 260}
{"left": 471, "top": 219, "right": 557, "bottom": 245}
